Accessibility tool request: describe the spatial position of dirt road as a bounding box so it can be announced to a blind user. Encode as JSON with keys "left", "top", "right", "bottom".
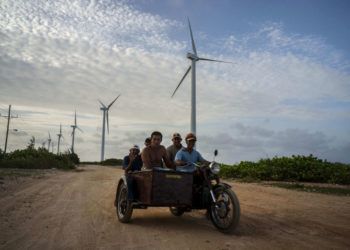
{"left": 0, "top": 166, "right": 349, "bottom": 250}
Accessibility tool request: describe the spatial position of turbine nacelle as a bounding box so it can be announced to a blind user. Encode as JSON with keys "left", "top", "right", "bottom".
{"left": 187, "top": 52, "right": 198, "bottom": 61}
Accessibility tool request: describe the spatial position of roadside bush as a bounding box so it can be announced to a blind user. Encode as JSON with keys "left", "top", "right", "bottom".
{"left": 67, "top": 152, "right": 80, "bottom": 165}
{"left": 220, "top": 155, "right": 350, "bottom": 185}
{"left": 0, "top": 147, "right": 76, "bottom": 170}
{"left": 101, "top": 158, "right": 123, "bottom": 166}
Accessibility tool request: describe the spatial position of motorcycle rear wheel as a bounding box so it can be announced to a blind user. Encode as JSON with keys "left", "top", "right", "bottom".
{"left": 209, "top": 187, "right": 240, "bottom": 234}
{"left": 116, "top": 182, "right": 133, "bottom": 223}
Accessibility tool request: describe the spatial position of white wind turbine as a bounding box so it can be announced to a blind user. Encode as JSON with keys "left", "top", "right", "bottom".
{"left": 70, "top": 111, "right": 83, "bottom": 154}
{"left": 99, "top": 95, "right": 121, "bottom": 162}
{"left": 171, "top": 18, "right": 232, "bottom": 135}
{"left": 57, "top": 124, "right": 63, "bottom": 154}
{"left": 47, "top": 132, "right": 52, "bottom": 151}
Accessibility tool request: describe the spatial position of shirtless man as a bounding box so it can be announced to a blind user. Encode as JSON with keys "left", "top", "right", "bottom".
{"left": 141, "top": 131, "right": 175, "bottom": 169}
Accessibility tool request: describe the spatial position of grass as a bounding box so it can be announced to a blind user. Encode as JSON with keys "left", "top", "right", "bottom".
{"left": 267, "top": 182, "right": 350, "bottom": 196}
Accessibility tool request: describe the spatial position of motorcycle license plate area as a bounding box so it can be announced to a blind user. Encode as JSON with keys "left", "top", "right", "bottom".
{"left": 130, "top": 168, "right": 193, "bottom": 206}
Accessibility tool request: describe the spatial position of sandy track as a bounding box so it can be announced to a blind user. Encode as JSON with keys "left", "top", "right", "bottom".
{"left": 0, "top": 165, "right": 349, "bottom": 250}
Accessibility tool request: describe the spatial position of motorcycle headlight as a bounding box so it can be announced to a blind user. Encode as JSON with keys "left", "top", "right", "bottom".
{"left": 209, "top": 162, "right": 220, "bottom": 175}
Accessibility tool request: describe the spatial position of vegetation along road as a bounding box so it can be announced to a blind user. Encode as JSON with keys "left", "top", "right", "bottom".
{"left": 0, "top": 165, "right": 349, "bottom": 249}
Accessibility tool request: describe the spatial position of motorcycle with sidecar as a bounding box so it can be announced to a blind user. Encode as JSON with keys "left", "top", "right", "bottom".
{"left": 115, "top": 150, "right": 240, "bottom": 233}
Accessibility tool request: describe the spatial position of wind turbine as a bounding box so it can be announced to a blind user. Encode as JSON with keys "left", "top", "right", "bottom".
{"left": 70, "top": 110, "right": 83, "bottom": 154}
{"left": 47, "top": 132, "right": 51, "bottom": 151}
{"left": 99, "top": 95, "right": 121, "bottom": 162}
{"left": 57, "top": 124, "right": 63, "bottom": 154}
{"left": 171, "top": 18, "right": 232, "bottom": 135}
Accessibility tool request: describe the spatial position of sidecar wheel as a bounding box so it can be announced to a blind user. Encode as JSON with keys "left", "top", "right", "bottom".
{"left": 209, "top": 187, "right": 240, "bottom": 234}
{"left": 116, "top": 181, "right": 133, "bottom": 223}
{"left": 169, "top": 207, "right": 185, "bottom": 216}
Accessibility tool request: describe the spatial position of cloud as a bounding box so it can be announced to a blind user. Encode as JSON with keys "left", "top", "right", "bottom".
{"left": 199, "top": 125, "right": 346, "bottom": 164}
{"left": 0, "top": 1, "right": 349, "bottom": 162}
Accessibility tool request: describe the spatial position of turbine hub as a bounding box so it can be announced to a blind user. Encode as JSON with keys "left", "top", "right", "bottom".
{"left": 187, "top": 52, "right": 198, "bottom": 61}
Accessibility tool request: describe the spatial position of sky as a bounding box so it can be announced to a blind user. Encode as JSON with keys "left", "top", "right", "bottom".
{"left": 0, "top": 0, "right": 349, "bottom": 164}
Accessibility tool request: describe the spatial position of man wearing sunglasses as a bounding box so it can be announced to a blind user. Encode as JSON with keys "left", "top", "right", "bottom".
{"left": 166, "top": 133, "right": 183, "bottom": 163}
{"left": 141, "top": 131, "right": 175, "bottom": 169}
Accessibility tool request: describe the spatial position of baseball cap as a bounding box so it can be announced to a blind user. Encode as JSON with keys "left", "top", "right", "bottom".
{"left": 185, "top": 133, "right": 197, "bottom": 141}
{"left": 172, "top": 133, "right": 182, "bottom": 139}
{"left": 130, "top": 145, "right": 140, "bottom": 151}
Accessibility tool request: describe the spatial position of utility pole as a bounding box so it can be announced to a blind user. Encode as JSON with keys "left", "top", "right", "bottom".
{"left": 1, "top": 105, "right": 18, "bottom": 153}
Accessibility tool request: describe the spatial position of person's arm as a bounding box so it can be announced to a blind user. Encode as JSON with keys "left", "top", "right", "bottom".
{"left": 174, "top": 150, "right": 186, "bottom": 166}
{"left": 122, "top": 156, "right": 129, "bottom": 170}
{"left": 162, "top": 147, "right": 175, "bottom": 169}
{"left": 141, "top": 148, "right": 152, "bottom": 169}
{"left": 197, "top": 151, "right": 210, "bottom": 165}
{"left": 125, "top": 153, "right": 136, "bottom": 173}
{"left": 166, "top": 146, "right": 173, "bottom": 163}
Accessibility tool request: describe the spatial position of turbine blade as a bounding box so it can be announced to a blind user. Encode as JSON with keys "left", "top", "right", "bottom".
{"left": 108, "top": 94, "right": 121, "bottom": 109}
{"left": 74, "top": 110, "right": 77, "bottom": 126}
{"left": 98, "top": 100, "right": 106, "bottom": 108}
{"left": 188, "top": 18, "right": 197, "bottom": 55}
{"left": 77, "top": 126, "right": 84, "bottom": 133}
{"left": 198, "top": 57, "right": 233, "bottom": 64}
{"left": 171, "top": 65, "right": 191, "bottom": 98}
{"left": 106, "top": 111, "right": 109, "bottom": 134}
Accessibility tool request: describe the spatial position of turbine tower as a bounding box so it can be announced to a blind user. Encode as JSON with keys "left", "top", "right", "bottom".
{"left": 57, "top": 124, "right": 63, "bottom": 154}
{"left": 171, "top": 18, "right": 231, "bottom": 135}
{"left": 70, "top": 111, "right": 83, "bottom": 154}
{"left": 47, "top": 132, "right": 51, "bottom": 151}
{"left": 99, "top": 95, "right": 121, "bottom": 162}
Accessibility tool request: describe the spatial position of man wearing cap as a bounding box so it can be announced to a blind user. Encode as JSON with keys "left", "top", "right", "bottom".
{"left": 123, "top": 145, "right": 143, "bottom": 173}
{"left": 119, "top": 145, "right": 143, "bottom": 203}
{"left": 174, "top": 133, "right": 209, "bottom": 169}
{"left": 166, "top": 133, "right": 183, "bottom": 163}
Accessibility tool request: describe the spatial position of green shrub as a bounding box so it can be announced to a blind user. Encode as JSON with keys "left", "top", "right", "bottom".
{"left": 101, "top": 158, "right": 123, "bottom": 166}
{"left": 0, "top": 147, "right": 76, "bottom": 170}
{"left": 220, "top": 155, "right": 350, "bottom": 185}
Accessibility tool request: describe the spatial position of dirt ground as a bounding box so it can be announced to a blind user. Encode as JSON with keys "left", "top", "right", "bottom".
{"left": 0, "top": 165, "right": 349, "bottom": 250}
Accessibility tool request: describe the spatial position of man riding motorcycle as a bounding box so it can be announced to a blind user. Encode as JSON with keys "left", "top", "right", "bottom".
{"left": 175, "top": 133, "right": 209, "bottom": 171}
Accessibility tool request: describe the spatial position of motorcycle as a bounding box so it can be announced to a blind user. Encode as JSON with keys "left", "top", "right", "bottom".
{"left": 115, "top": 150, "right": 240, "bottom": 234}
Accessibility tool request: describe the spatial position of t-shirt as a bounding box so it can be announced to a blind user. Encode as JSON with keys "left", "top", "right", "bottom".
{"left": 141, "top": 145, "right": 171, "bottom": 169}
{"left": 166, "top": 144, "right": 183, "bottom": 162}
{"left": 122, "top": 155, "right": 143, "bottom": 172}
{"left": 175, "top": 148, "right": 205, "bottom": 164}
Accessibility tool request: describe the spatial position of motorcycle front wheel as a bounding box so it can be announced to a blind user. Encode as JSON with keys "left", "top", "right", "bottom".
{"left": 116, "top": 182, "right": 133, "bottom": 223}
{"left": 209, "top": 187, "right": 240, "bottom": 234}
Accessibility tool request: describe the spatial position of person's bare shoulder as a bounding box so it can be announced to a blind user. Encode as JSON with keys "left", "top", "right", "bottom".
{"left": 141, "top": 146, "right": 150, "bottom": 155}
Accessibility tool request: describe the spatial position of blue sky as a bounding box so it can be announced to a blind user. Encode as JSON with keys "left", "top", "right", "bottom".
{"left": 0, "top": 0, "right": 349, "bottom": 163}
{"left": 136, "top": 0, "right": 350, "bottom": 58}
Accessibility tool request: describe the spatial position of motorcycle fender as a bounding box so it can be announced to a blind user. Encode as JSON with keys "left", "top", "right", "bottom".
{"left": 213, "top": 182, "right": 231, "bottom": 190}
{"left": 117, "top": 175, "right": 127, "bottom": 189}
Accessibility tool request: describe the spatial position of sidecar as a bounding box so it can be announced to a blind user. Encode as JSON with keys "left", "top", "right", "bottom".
{"left": 116, "top": 168, "right": 193, "bottom": 219}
